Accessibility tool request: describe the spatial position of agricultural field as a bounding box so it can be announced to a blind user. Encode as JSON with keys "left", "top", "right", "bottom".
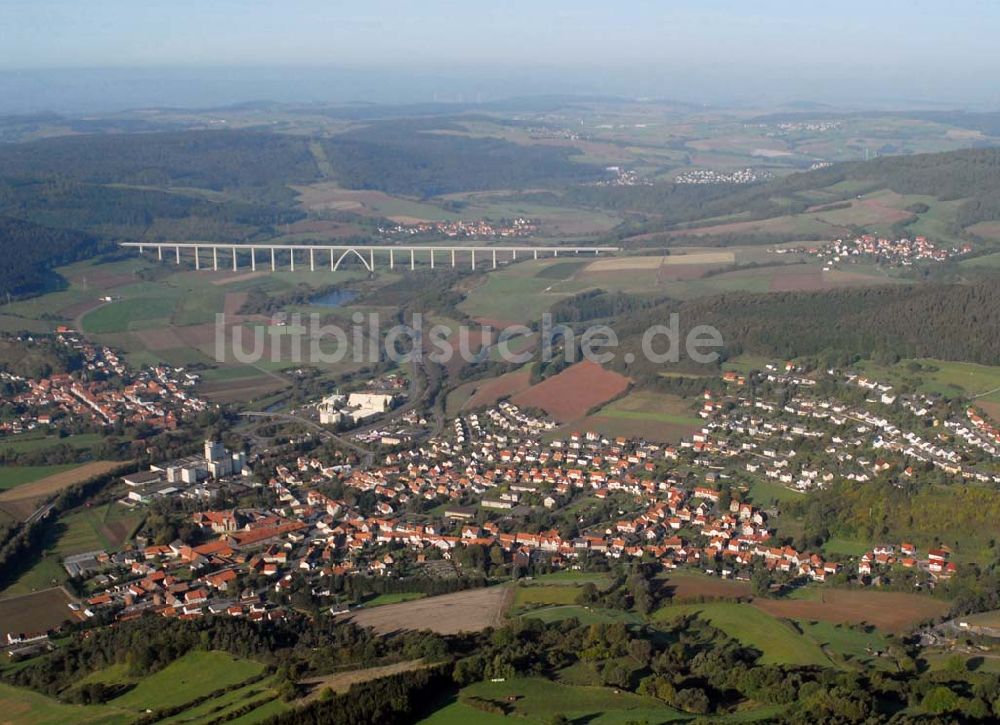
{"left": 0, "top": 465, "right": 80, "bottom": 491}
{"left": 512, "top": 360, "right": 630, "bottom": 422}
{"left": 794, "top": 620, "right": 890, "bottom": 670}
{"left": 0, "top": 431, "right": 105, "bottom": 456}
{"left": 0, "top": 650, "right": 285, "bottom": 725}
{"left": 1, "top": 501, "right": 141, "bottom": 598}
{"left": 446, "top": 365, "right": 533, "bottom": 415}
{"left": 518, "top": 605, "right": 644, "bottom": 626}
{"left": 0, "top": 588, "right": 80, "bottom": 643}
{"left": 438, "top": 676, "right": 683, "bottom": 725}
{"left": 530, "top": 570, "right": 613, "bottom": 587}
{"left": 361, "top": 591, "right": 427, "bottom": 607}
{"left": 297, "top": 659, "right": 429, "bottom": 701}
{"left": 106, "top": 651, "right": 266, "bottom": 712}
{"left": 0, "top": 461, "right": 126, "bottom": 521}
{"left": 0, "top": 682, "right": 130, "bottom": 725}
{"left": 576, "top": 390, "right": 702, "bottom": 443}
{"left": 659, "top": 571, "right": 750, "bottom": 601}
{"left": 512, "top": 583, "right": 582, "bottom": 609}
{"left": 347, "top": 585, "right": 512, "bottom": 635}
{"left": 755, "top": 587, "right": 949, "bottom": 634}
{"left": 654, "top": 602, "right": 831, "bottom": 667}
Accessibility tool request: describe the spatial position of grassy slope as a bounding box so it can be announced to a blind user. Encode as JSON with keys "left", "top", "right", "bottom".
{"left": 654, "top": 602, "right": 831, "bottom": 667}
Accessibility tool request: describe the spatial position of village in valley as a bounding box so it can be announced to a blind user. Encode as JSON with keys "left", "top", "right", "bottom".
{"left": 12, "top": 350, "right": 998, "bottom": 653}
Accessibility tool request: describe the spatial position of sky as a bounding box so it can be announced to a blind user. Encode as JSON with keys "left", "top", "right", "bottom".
{"left": 1, "top": 1, "right": 998, "bottom": 112}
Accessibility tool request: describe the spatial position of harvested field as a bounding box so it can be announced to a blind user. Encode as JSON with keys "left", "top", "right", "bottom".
{"left": 285, "top": 218, "right": 364, "bottom": 237}
{"left": 0, "top": 461, "right": 126, "bottom": 521}
{"left": 966, "top": 221, "right": 1000, "bottom": 240}
{"left": 979, "top": 400, "right": 1000, "bottom": 424}
{"left": 57, "top": 298, "right": 104, "bottom": 322}
{"left": 199, "top": 376, "right": 289, "bottom": 404}
{"left": 298, "top": 660, "right": 429, "bottom": 702}
{"left": 133, "top": 326, "right": 187, "bottom": 351}
{"left": 347, "top": 585, "right": 511, "bottom": 635}
{"left": 586, "top": 256, "right": 664, "bottom": 271}
{"left": 662, "top": 572, "right": 750, "bottom": 601}
{"left": 663, "top": 251, "right": 735, "bottom": 265}
{"left": 0, "top": 588, "right": 80, "bottom": 642}
{"left": 512, "top": 361, "right": 629, "bottom": 422}
{"left": 754, "top": 588, "right": 948, "bottom": 634}
{"left": 460, "top": 368, "right": 533, "bottom": 411}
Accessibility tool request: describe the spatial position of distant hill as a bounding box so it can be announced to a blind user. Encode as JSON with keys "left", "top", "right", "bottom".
{"left": 0, "top": 130, "right": 320, "bottom": 202}
{"left": 321, "top": 119, "right": 606, "bottom": 197}
{"left": 579, "top": 146, "right": 1000, "bottom": 241}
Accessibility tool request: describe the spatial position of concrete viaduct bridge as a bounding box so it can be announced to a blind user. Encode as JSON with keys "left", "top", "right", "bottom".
{"left": 119, "top": 242, "right": 620, "bottom": 273}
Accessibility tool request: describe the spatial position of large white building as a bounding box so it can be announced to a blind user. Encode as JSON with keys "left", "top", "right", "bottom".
{"left": 318, "top": 391, "right": 397, "bottom": 426}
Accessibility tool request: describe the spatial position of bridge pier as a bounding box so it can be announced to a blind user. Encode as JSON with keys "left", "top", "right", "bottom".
{"left": 157, "top": 246, "right": 162, "bottom": 261}
{"left": 212, "top": 246, "right": 218, "bottom": 271}
{"left": 195, "top": 247, "right": 200, "bottom": 270}
{"left": 175, "top": 246, "right": 180, "bottom": 265}
{"left": 471, "top": 249, "right": 476, "bottom": 270}
{"left": 369, "top": 249, "right": 374, "bottom": 272}
{"left": 270, "top": 248, "right": 276, "bottom": 272}
{"left": 232, "top": 246, "right": 238, "bottom": 272}
{"left": 389, "top": 249, "right": 394, "bottom": 270}
{"left": 290, "top": 249, "right": 295, "bottom": 271}
{"left": 251, "top": 248, "right": 256, "bottom": 271}
{"left": 330, "top": 248, "right": 335, "bottom": 271}
{"left": 492, "top": 249, "right": 497, "bottom": 269}
{"left": 310, "top": 248, "right": 315, "bottom": 272}
{"left": 533, "top": 249, "right": 538, "bottom": 260}
{"left": 430, "top": 249, "right": 434, "bottom": 269}
{"left": 410, "top": 248, "right": 415, "bottom": 271}
{"left": 451, "top": 249, "right": 456, "bottom": 267}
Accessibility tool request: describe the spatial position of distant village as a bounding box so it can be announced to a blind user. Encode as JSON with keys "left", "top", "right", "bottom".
{"left": 775, "top": 235, "right": 973, "bottom": 268}
{"left": 378, "top": 217, "right": 537, "bottom": 239}
{"left": 0, "top": 330, "right": 208, "bottom": 438}
{"left": 674, "top": 168, "right": 772, "bottom": 185}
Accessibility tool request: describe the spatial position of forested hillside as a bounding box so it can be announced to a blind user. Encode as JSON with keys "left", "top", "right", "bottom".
{"left": 322, "top": 119, "right": 605, "bottom": 196}
{"left": 611, "top": 277, "right": 1000, "bottom": 381}
{"left": 0, "top": 177, "right": 302, "bottom": 238}
{"left": 0, "top": 216, "right": 104, "bottom": 297}
{"left": 0, "top": 130, "right": 320, "bottom": 200}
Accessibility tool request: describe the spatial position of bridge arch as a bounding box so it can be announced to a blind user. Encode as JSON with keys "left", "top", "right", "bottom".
{"left": 332, "top": 248, "right": 372, "bottom": 272}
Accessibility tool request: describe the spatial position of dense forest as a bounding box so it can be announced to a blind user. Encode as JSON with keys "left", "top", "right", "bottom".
{"left": 610, "top": 276, "right": 1000, "bottom": 381}
{"left": 0, "top": 130, "right": 320, "bottom": 199}
{"left": 322, "top": 119, "right": 606, "bottom": 197}
{"left": 0, "top": 216, "right": 104, "bottom": 296}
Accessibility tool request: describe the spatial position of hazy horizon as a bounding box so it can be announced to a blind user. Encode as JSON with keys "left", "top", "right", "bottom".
{"left": 2, "top": 1, "right": 1000, "bottom": 114}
